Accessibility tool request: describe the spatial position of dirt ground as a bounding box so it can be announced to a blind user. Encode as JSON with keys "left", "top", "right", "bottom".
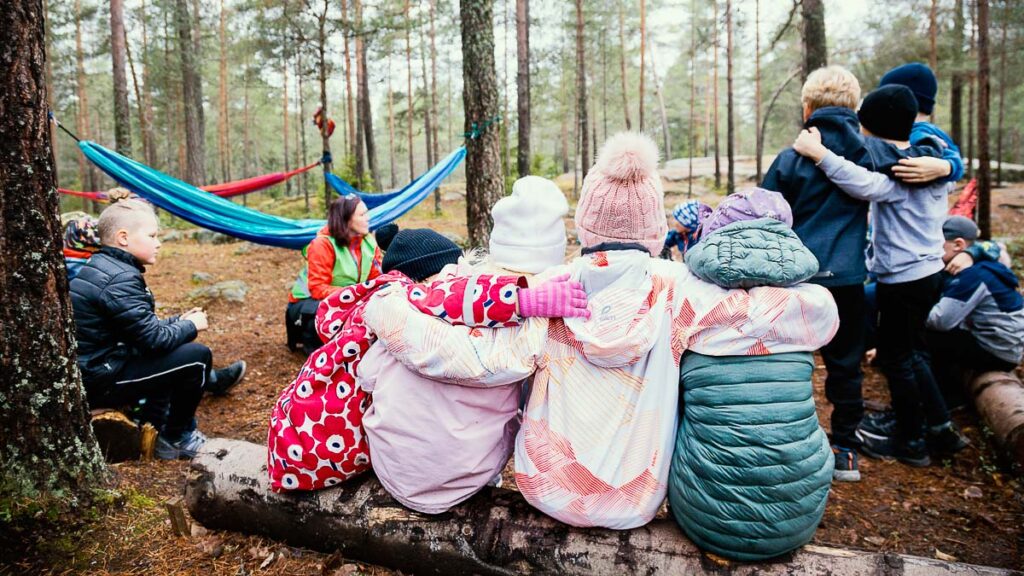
{"left": 7, "top": 179, "right": 1024, "bottom": 575}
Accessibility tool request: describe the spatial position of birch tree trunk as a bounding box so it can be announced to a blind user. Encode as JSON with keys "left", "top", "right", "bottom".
{"left": 0, "top": 0, "right": 107, "bottom": 503}
{"left": 461, "top": 0, "right": 503, "bottom": 247}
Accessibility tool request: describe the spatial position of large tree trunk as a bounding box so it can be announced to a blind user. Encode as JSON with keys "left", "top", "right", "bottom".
{"left": 712, "top": 0, "right": 720, "bottom": 189}
{"left": 951, "top": 0, "right": 965, "bottom": 152}
{"left": 111, "top": 0, "right": 133, "bottom": 156}
{"left": 217, "top": 0, "right": 230, "bottom": 184}
{"left": 515, "top": 0, "right": 530, "bottom": 178}
{"left": 725, "top": 0, "right": 734, "bottom": 194}
{"left": 754, "top": 0, "right": 762, "bottom": 183}
{"left": 186, "top": 439, "right": 1017, "bottom": 576}
{"left": 342, "top": 0, "right": 357, "bottom": 165}
{"left": 1, "top": 0, "right": 106, "bottom": 502}
{"left": 461, "top": 0, "right": 503, "bottom": 247}
{"left": 800, "top": 0, "right": 827, "bottom": 80}
{"left": 576, "top": 0, "right": 588, "bottom": 180}
{"left": 638, "top": 0, "right": 645, "bottom": 132}
{"left": 405, "top": 0, "right": 415, "bottom": 182}
{"left": 995, "top": 0, "right": 1008, "bottom": 187}
{"left": 976, "top": 0, "right": 991, "bottom": 239}
{"left": 617, "top": 1, "right": 631, "bottom": 131}
{"left": 175, "top": 0, "right": 205, "bottom": 184}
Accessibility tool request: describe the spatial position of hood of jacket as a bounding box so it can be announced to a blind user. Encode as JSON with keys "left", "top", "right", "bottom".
{"left": 559, "top": 246, "right": 675, "bottom": 369}
{"left": 684, "top": 219, "right": 819, "bottom": 288}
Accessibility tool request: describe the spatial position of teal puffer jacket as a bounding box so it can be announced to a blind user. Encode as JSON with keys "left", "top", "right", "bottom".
{"left": 670, "top": 218, "right": 834, "bottom": 561}
{"left": 685, "top": 218, "right": 819, "bottom": 288}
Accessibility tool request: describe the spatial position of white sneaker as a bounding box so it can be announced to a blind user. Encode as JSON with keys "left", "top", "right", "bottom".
{"left": 155, "top": 429, "right": 208, "bottom": 460}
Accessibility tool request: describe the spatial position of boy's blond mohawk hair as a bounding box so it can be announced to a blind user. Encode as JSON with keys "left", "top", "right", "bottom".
{"left": 98, "top": 197, "right": 157, "bottom": 245}
{"left": 801, "top": 65, "right": 861, "bottom": 112}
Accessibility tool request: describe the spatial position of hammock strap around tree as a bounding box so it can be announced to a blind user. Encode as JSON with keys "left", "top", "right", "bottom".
{"left": 76, "top": 140, "right": 466, "bottom": 249}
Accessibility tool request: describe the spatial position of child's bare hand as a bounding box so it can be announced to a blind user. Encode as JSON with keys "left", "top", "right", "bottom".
{"left": 183, "top": 310, "right": 209, "bottom": 331}
{"left": 892, "top": 156, "right": 951, "bottom": 183}
{"left": 945, "top": 251, "right": 975, "bottom": 275}
{"left": 793, "top": 128, "right": 828, "bottom": 162}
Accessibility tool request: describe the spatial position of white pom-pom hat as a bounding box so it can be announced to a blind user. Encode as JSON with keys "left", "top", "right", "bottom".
{"left": 489, "top": 176, "right": 569, "bottom": 274}
{"left": 574, "top": 132, "right": 667, "bottom": 256}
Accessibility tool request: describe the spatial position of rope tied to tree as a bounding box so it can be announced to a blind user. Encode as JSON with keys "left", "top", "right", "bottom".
{"left": 49, "top": 111, "right": 82, "bottom": 142}
{"left": 462, "top": 115, "right": 502, "bottom": 141}
{"left": 320, "top": 151, "right": 333, "bottom": 166}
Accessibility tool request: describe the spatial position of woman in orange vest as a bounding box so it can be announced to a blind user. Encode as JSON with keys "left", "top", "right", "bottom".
{"left": 286, "top": 194, "right": 382, "bottom": 355}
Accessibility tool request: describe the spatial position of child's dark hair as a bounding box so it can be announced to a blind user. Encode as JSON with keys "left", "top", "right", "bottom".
{"left": 327, "top": 195, "right": 364, "bottom": 246}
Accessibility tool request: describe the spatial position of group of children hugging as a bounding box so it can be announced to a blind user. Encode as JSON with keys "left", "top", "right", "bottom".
{"left": 68, "top": 61, "right": 1024, "bottom": 561}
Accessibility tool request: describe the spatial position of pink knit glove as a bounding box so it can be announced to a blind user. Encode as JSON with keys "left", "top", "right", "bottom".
{"left": 518, "top": 274, "right": 590, "bottom": 319}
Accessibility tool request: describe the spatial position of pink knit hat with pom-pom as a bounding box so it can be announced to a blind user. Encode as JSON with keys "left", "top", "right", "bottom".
{"left": 574, "top": 132, "right": 667, "bottom": 256}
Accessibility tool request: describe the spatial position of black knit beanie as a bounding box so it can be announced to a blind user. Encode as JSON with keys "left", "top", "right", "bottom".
{"left": 374, "top": 223, "right": 400, "bottom": 251}
{"left": 857, "top": 85, "right": 918, "bottom": 141}
{"left": 879, "top": 62, "right": 937, "bottom": 115}
{"left": 381, "top": 228, "right": 462, "bottom": 281}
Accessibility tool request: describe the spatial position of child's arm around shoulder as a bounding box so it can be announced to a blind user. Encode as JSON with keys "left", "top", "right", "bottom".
{"left": 100, "top": 271, "right": 197, "bottom": 352}
{"left": 793, "top": 128, "right": 908, "bottom": 203}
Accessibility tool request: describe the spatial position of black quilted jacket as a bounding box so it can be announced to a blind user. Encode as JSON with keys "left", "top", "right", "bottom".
{"left": 70, "top": 246, "right": 197, "bottom": 388}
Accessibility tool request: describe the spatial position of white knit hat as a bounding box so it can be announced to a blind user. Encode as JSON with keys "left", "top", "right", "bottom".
{"left": 489, "top": 176, "right": 569, "bottom": 274}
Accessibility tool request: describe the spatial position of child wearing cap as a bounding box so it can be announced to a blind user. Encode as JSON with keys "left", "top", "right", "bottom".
{"left": 761, "top": 66, "right": 944, "bottom": 481}
{"left": 925, "top": 216, "right": 1024, "bottom": 405}
{"left": 879, "top": 63, "right": 965, "bottom": 185}
{"left": 793, "top": 83, "right": 966, "bottom": 467}
{"left": 357, "top": 176, "right": 570, "bottom": 514}
{"left": 363, "top": 133, "right": 837, "bottom": 531}
{"left": 660, "top": 200, "right": 711, "bottom": 260}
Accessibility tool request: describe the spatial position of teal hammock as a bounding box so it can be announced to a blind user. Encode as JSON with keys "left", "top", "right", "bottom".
{"left": 79, "top": 141, "right": 466, "bottom": 250}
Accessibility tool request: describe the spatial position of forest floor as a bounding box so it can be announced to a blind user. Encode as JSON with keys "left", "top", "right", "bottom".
{"left": 7, "top": 176, "right": 1024, "bottom": 575}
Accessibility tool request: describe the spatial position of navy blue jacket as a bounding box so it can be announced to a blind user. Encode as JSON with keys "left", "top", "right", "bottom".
{"left": 70, "top": 246, "right": 197, "bottom": 389}
{"left": 761, "top": 107, "right": 941, "bottom": 287}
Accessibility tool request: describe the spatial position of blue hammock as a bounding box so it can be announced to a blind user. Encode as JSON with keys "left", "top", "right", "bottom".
{"left": 325, "top": 172, "right": 406, "bottom": 209}
{"left": 79, "top": 141, "right": 466, "bottom": 249}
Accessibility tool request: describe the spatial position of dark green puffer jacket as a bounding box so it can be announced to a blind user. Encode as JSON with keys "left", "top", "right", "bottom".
{"left": 669, "top": 218, "right": 834, "bottom": 561}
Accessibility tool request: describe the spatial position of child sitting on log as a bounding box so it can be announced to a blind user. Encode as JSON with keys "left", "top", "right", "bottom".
{"left": 361, "top": 133, "right": 838, "bottom": 531}
{"left": 357, "top": 176, "right": 570, "bottom": 513}
{"left": 71, "top": 198, "right": 246, "bottom": 460}
{"left": 667, "top": 188, "right": 838, "bottom": 561}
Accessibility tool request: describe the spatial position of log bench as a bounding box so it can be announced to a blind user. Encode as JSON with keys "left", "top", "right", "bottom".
{"left": 185, "top": 438, "right": 1021, "bottom": 576}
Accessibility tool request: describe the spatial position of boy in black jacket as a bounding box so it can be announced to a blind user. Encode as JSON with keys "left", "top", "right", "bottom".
{"left": 761, "top": 66, "right": 943, "bottom": 480}
{"left": 71, "top": 199, "right": 245, "bottom": 459}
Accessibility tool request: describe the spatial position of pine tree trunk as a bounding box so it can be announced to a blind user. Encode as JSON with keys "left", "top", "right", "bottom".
{"left": 618, "top": 1, "right": 631, "bottom": 130}
{"left": 125, "top": 28, "right": 151, "bottom": 166}
{"left": 139, "top": 0, "right": 158, "bottom": 168}
{"left": 601, "top": 21, "right": 608, "bottom": 142}
{"left": 976, "top": 0, "right": 991, "bottom": 239}
{"left": 353, "top": 2, "right": 366, "bottom": 188}
{"left": 967, "top": 0, "right": 976, "bottom": 180}
{"left": 515, "top": 0, "right": 530, "bottom": 177}
{"left": 576, "top": 0, "right": 588, "bottom": 180}
{"left": 357, "top": 2, "right": 379, "bottom": 191}
{"left": 995, "top": 0, "right": 1008, "bottom": 187}
{"left": 648, "top": 42, "right": 670, "bottom": 160}
{"left": 243, "top": 51, "right": 251, "bottom": 183}
{"left": 712, "top": 0, "right": 720, "bottom": 189}
{"left": 800, "top": 0, "right": 827, "bottom": 79}
{"left": 951, "top": 0, "right": 964, "bottom": 147}
{"left": 405, "top": 0, "right": 415, "bottom": 182}
{"left": 754, "top": 0, "right": 762, "bottom": 183}
{"left": 687, "top": 0, "right": 696, "bottom": 197}
{"left": 111, "top": 0, "right": 133, "bottom": 156}
{"left": 317, "top": 0, "right": 331, "bottom": 212}
{"left": 638, "top": 0, "right": 646, "bottom": 132}
{"left": 388, "top": 54, "right": 397, "bottom": 190}
{"left": 75, "top": 0, "right": 96, "bottom": 208}
{"left": 44, "top": 0, "right": 58, "bottom": 163}
{"left": 429, "top": 0, "right": 440, "bottom": 167}
{"left": 461, "top": 0, "right": 503, "bottom": 247}
{"left": 421, "top": 34, "right": 434, "bottom": 169}
{"left": 297, "top": 53, "right": 307, "bottom": 209}
{"left": 176, "top": 0, "right": 205, "bottom": 184}
{"left": 929, "top": 0, "right": 938, "bottom": 75}
{"left": 725, "top": 0, "right": 734, "bottom": 194}
{"left": 282, "top": 51, "right": 291, "bottom": 194}
{"left": 217, "top": 0, "right": 230, "bottom": 183}
{"left": 342, "top": 0, "right": 357, "bottom": 164}
{"left": 1, "top": 0, "right": 106, "bottom": 502}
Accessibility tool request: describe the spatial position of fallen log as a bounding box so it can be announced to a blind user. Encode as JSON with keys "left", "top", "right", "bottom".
{"left": 969, "top": 371, "right": 1024, "bottom": 468}
{"left": 185, "top": 438, "right": 1020, "bottom": 576}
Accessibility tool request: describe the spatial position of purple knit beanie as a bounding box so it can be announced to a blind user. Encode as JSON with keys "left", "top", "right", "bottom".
{"left": 702, "top": 187, "right": 793, "bottom": 237}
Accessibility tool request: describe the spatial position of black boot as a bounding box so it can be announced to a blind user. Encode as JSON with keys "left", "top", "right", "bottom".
{"left": 206, "top": 360, "right": 246, "bottom": 396}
